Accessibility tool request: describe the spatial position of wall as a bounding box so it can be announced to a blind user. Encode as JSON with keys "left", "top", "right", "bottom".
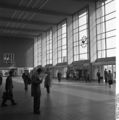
{"left": 0, "top": 36, "right": 34, "bottom": 67}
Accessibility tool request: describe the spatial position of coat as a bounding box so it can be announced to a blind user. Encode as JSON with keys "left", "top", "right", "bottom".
{"left": 108, "top": 72, "right": 113, "bottom": 85}
{"left": 31, "top": 72, "right": 42, "bottom": 97}
{"left": 44, "top": 74, "right": 51, "bottom": 87}
{"left": 5, "top": 76, "right": 13, "bottom": 93}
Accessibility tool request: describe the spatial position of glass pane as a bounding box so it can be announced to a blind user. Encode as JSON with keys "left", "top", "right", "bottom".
{"left": 58, "top": 51, "right": 61, "bottom": 58}
{"left": 74, "top": 41, "right": 78, "bottom": 46}
{"left": 106, "top": 37, "right": 116, "bottom": 49}
{"left": 97, "top": 16, "right": 105, "bottom": 24}
{"left": 97, "top": 33, "right": 105, "bottom": 40}
{"left": 79, "top": 24, "right": 87, "bottom": 31}
{"left": 62, "top": 56, "right": 67, "bottom": 62}
{"left": 58, "top": 46, "right": 61, "bottom": 51}
{"left": 106, "top": 30, "right": 116, "bottom": 38}
{"left": 106, "top": 12, "right": 116, "bottom": 21}
{"left": 58, "top": 35, "right": 61, "bottom": 40}
{"left": 73, "top": 28, "right": 78, "bottom": 33}
{"left": 97, "top": 39, "right": 105, "bottom": 50}
{"left": 79, "top": 30, "right": 87, "bottom": 40}
{"left": 74, "top": 33, "right": 78, "bottom": 42}
{"left": 62, "top": 33, "right": 66, "bottom": 38}
{"left": 74, "top": 46, "right": 78, "bottom": 55}
{"left": 80, "top": 54, "right": 87, "bottom": 60}
{"left": 107, "top": 48, "right": 115, "bottom": 57}
{"left": 79, "top": 16, "right": 87, "bottom": 26}
{"left": 105, "top": 1, "right": 115, "bottom": 14}
{"left": 62, "top": 38, "right": 66, "bottom": 46}
{"left": 62, "top": 50, "right": 66, "bottom": 57}
{"left": 58, "top": 58, "right": 61, "bottom": 63}
{"left": 62, "top": 45, "right": 66, "bottom": 50}
{"left": 58, "top": 29, "right": 61, "bottom": 36}
{"left": 106, "top": 18, "right": 116, "bottom": 31}
{"left": 98, "top": 50, "right": 105, "bottom": 58}
{"left": 62, "top": 26, "right": 66, "bottom": 34}
{"left": 50, "top": 54, "right": 52, "bottom": 59}
{"left": 79, "top": 12, "right": 86, "bottom": 18}
{"left": 49, "top": 44, "right": 52, "bottom": 49}
{"left": 97, "top": 22, "right": 105, "bottom": 34}
{"left": 58, "top": 40, "right": 61, "bottom": 47}
{"left": 96, "top": 6, "right": 104, "bottom": 19}
{"left": 73, "top": 19, "right": 78, "bottom": 29}
{"left": 80, "top": 45, "right": 87, "bottom": 54}
{"left": 74, "top": 55, "right": 78, "bottom": 61}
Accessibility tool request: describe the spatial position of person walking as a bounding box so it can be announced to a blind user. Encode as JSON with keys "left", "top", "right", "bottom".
{"left": 31, "top": 68, "right": 43, "bottom": 114}
{"left": 57, "top": 72, "right": 61, "bottom": 82}
{"left": 108, "top": 70, "right": 113, "bottom": 88}
{"left": 22, "top": 71, "right": 31, "bottom": 92}
{"left": 1, "top": 71, "right": 16, "bottom": 107}
{"left": 44, "top": 68, "right": 51, "bottom": 94}
{"left": 97, "top": 70, "right": 101, "bottom": 84}
{"left": 104, "top": 69, "right": 108, "bottom": 84}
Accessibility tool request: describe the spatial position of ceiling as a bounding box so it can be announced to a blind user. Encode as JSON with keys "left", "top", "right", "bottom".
{"left": 0, "top": 0, "right": 95, "bottom": 39}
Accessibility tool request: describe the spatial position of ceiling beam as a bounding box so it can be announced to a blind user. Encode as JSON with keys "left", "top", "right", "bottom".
{"left": 0, "top": 32, "right": 36, "bottom": 39}
{"left": 0, "top": 26, "right": 45, "bottom": 33}
{"left": 0, "top": 17, "right": 56, "bottom": 26}
{"left": 0, "top": 2, "right": 71, "bottom": 16}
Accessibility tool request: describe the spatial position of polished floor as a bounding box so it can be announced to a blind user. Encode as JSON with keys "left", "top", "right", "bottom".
{"left": 0, "top": 77, "right": 115, "bottom": 120}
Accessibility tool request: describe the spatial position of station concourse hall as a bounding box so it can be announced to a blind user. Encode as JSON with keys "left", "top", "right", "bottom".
{"left": 0, "top": 0, "right": 117, "bottom": 120}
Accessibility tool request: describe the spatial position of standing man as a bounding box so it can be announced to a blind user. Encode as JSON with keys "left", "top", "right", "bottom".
{"left": 22, "top": 70, "right": 31, "bottom": 92}
{"left": 97, "top": 70, "right": 101, "bottom": 84}
{"left": 44, "top": 68, "right": 51, "bottom": 94}
{"left": 1, "top": 71, "right": 16, "bottom": 107}
{"left": 108, "top": 70, "right": 113, "bottom": 88}
{"left": 0, "top": 73, "right": 2, "bottom": 86}
{"left": 57, "top": 72, "right": 61, "bottom": 82}
{"left": 104, "top": 69, "right": 108, "bottom": 84}
{"left": 31, "top": 68, "right": 43, "bottom": 114}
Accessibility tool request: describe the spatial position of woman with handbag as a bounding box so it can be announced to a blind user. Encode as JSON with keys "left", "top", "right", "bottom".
{"left": 1, "top": 71, "right": 16, "bottom": 107}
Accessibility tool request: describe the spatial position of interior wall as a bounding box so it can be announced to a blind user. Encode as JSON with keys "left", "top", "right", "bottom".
{"left": 0, "top": 36, "right": 34, "bottom": 67}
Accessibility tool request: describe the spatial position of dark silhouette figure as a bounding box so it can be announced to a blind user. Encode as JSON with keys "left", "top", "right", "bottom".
{"left": 1, "top": 71, "right": 16, "bottom": 107}
{"left": 0, "top": 74, "right": 2, "bottom": 86}
{"left": 22, "top": 71, "right": 31, "bottom": 91}
{"left": 97, "top": 70, "right": 101, "bottom": 84}
{"left": 104, "top": 69, "right": 108, "bottom": 84}
{"left": 31, "top": 68, "right": 43, "bottom": 114}
{"left": 57, "top": 72, "right": 61, "bottom": 82}
{"left": 44, "top": 69, "right": 51, "bottom": 94}
{"left": 108, "top": 70, "right": 113, "bottom": 88}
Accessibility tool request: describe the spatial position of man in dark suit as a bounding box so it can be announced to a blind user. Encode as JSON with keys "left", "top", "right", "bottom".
{"left": 44, "top": 68, "right": 51, "bottom": 94}
{"left": 31, "top": 68, "right": 43, "bottom": 114}
{"left": 1, "top": 70, "right": 16, "bottom": 107}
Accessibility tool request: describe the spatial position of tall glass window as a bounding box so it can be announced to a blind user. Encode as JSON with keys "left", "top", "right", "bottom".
{"left": 73, "top": 9, "right": 88, "bottom": 61}
{"left": 96, "top": 0, "right": 116, "bottom": 58}
{"left": 57, "top": 21, "right": 67, "bottom": 63}
{"left": 46, "top": 30, "right": 53, "bottom": 64}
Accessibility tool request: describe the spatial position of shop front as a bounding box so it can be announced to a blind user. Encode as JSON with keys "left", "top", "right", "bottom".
{"left": 92, "top": 57, "right": 116, "bottom": 82}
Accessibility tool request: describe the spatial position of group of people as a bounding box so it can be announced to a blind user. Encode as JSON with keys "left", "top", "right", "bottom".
{"left": 0, "top": 67, "right": 114, "bottom": 115}
{"left": 97, "top": 69, "right": 113, "bottom": 88}
{"left": 0, "top": 67, "right": 51, "bottom": 115}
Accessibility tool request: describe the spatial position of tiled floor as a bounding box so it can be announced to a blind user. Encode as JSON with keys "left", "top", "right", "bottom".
{"left": 0, "top": 77, "right": 115, "bottom": 120}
